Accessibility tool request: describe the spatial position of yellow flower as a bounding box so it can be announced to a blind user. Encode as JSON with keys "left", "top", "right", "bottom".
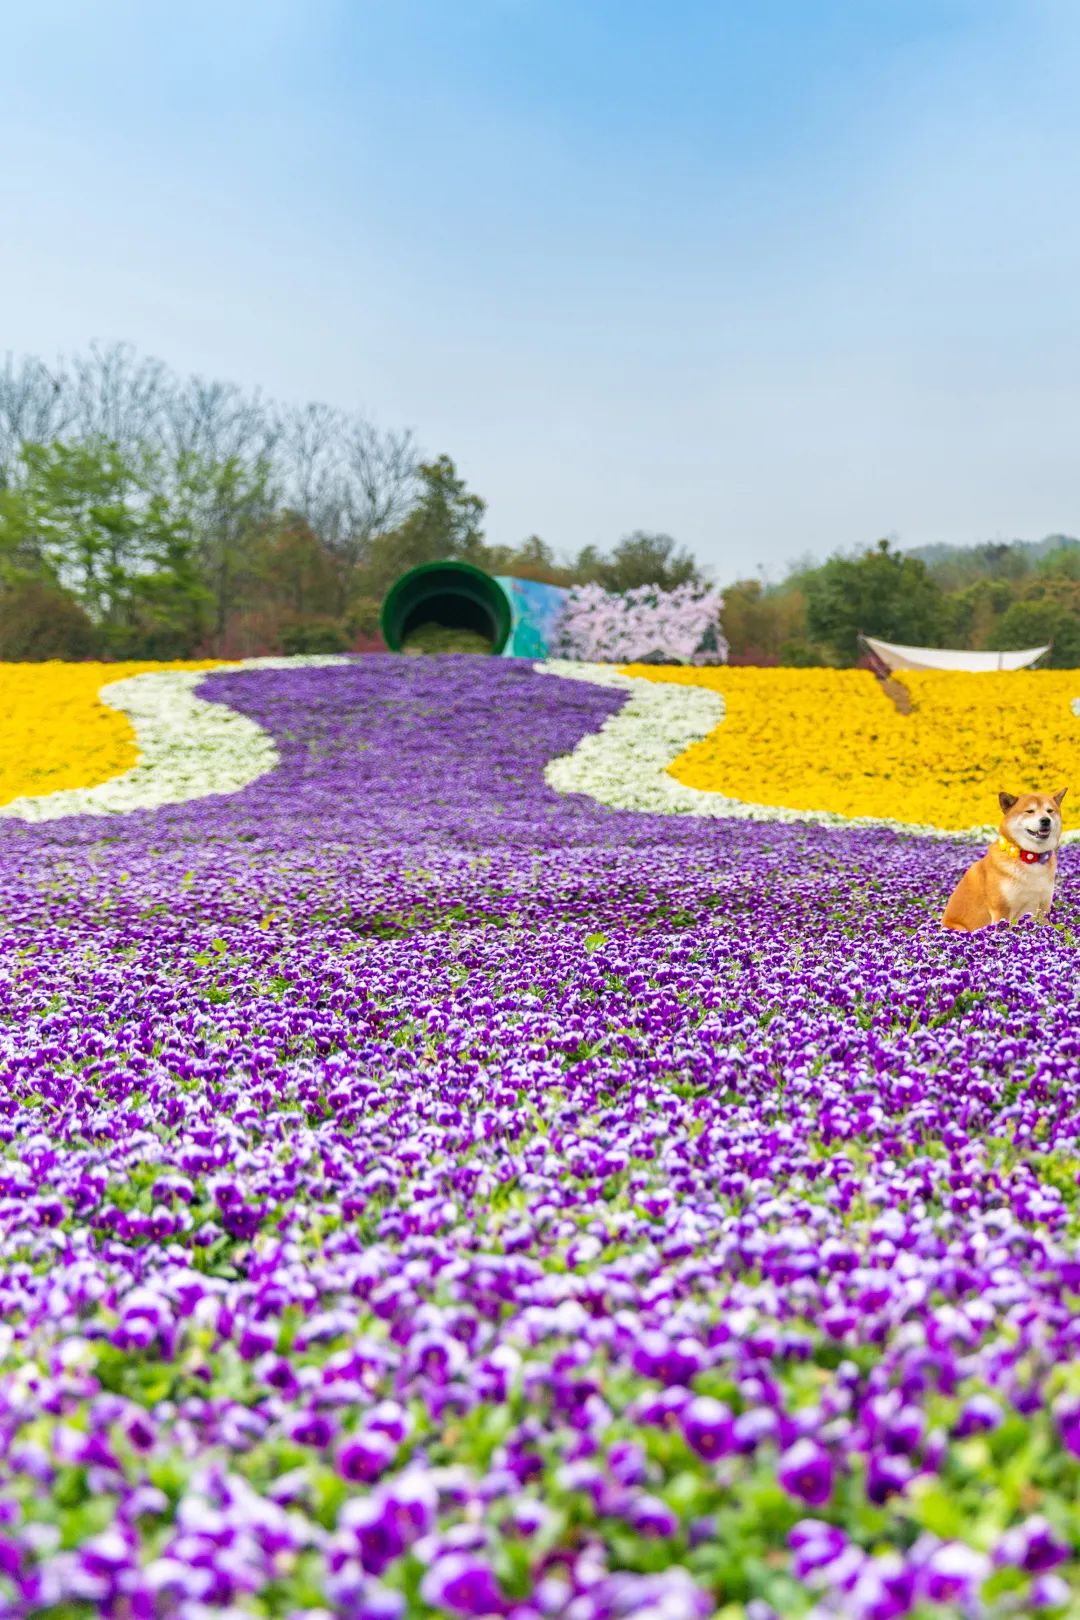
{"left": 0, "top": 661, "right": 226, "bottom": 808}
{"left": 620, "top": 665, "right": 1080, "bottom": 832}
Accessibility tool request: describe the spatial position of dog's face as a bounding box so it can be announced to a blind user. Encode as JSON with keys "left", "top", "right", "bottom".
{"left": 999, "top": 788, "right": 1067, "bottom": 852}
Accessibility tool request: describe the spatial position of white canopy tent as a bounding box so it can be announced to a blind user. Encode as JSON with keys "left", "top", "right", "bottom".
{"left": 860, "top": 635, "right": 1049, "bottom": 674}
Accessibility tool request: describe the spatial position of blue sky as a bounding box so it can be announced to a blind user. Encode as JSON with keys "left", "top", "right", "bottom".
{"left": 4, "top": 0, "right": 1080, "bottom": 577}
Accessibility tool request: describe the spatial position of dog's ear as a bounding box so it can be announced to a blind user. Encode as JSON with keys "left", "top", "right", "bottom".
{"left": 1054, "top": 787, "right": 1068, "bottom": 808}
{"left": 999, "top": 791, "right": 1018, "bottom": 814}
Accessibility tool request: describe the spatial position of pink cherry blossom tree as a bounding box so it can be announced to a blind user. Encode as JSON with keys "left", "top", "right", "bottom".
{"left": 554, "top": 582, "right": 727, "bottom": 665}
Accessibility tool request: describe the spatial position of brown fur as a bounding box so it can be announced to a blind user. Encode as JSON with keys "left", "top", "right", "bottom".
{"left": 942, "top": 789, "right": 1067, "bottom": 932}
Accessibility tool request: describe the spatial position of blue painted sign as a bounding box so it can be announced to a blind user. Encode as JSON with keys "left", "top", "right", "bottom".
{"left": 495, "top": 576, "right": 568, "bottom": 658}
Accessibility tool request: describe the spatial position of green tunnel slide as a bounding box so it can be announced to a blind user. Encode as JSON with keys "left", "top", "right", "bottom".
{"left": 380, "top": 561, "right": 568, "bottom": 658}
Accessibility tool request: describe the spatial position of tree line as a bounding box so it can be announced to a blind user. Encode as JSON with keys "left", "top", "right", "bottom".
{"left": 3, "top": 344, "right": 1076, "bottom": 666}
{"left": 0, "top": 345, "right": 700, "bottom": 660}
{"left": 723, "top": 536, "right": 1080, "bottom": 669}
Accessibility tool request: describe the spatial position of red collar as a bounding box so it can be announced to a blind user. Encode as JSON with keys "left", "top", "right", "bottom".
{"left": 997, "top": 834, "right": 1054, "bottom": 866}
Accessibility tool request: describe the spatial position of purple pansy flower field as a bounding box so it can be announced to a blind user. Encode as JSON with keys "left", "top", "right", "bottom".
{"left": 0, "top": 656, "right": 1079, "bottom": 1620}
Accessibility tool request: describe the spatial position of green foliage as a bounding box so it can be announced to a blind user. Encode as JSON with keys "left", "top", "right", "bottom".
{"left": 345, "top": 596, "right": 385, "bottom": 643}
{"left": 0, "top": 438, "right": 212, "bottom": 658}
{"left": 575, "top": 530, "right": 704, "bottom": 593}
{"left": 778, "top": 637, "right": 828, "bottom": 667}
{"left": 728, "top": 535, "right": 1080, "bottom": 668}
{"left": 251, "top": 515, "right": 343, "bottom": 621}
{"left": 804, "top": 539, "right": 947, "bottom": 665}
{"left": 722, "top": 578, "right": 817, "bottom": 665}
{"left": 364, "top": 461, "right": 610, "bottom": 604}
{"left": 1038, "top": 543, "right": 1080, "bottom": 580}
{"left": 173, "top": 450, "right": 277, "bottom": 644}
{"left": 280, "top": 616, "right": 350, "bottom": 655}
{"left": 0, "top": 579, "right": 101, "bottom": 660}
{"left": 986, "top": 579, "right": 1080, "bottom": 667}
{"left": 402, "top": 623, "right": 494, "bottom": 655}
{"left": 365, "top": 455, "right": 487, "bottom": 597}
{"left": 941, "top": 577, "right": 1016, "bottom": 649}
{"left": 478, "top": 533, "right": 574, "bottom": 586}
{"left": 909, "top": 532, "right": 1080, "bottom": 588}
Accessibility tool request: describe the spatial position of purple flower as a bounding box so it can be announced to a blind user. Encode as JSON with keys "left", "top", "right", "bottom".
{"left": 383, "top": 1472, "right": 438, "bottom": 1542}
{"left": 953, "top": 1394, "right": 1002, "bottom": 1438}
{"left": 866, "top": 1452, "right": 913, "bottom": 1504}
{"left": 1031, "top": 1574, "right": 1072, "bottom": 1608}
{"left": 508, "top": 1499, "right": 552, "bottom": 1537}
{"left": 238, "top": 1320, "right": 278, "bottom": 1360}
{"left": 338, "top": 1429, "right": 398, "bottom": 1483}
{"left": 917, "top": 1541, "right": 989, "bottom": 1604}
{"left": 625, "top": 1493, "right": 679, "bottom": 1537}
{"left": 629, "top": 1331, "right": 704, "bottom": 1387}
{"left": 788, "top": 1519, "right": 848, "bottom": 1578}
{"left": 778, "top": 1440, "right": 835, "bottom": 1506}
{"left": 355, "top": 1584, "right": 407, "bottom": 1620}
{"left": 367, "top": 1400, "right": 411, "bottom": 1445}
{"left": 420, "top": 1554, "right": 505, "bottom": 1616}
{"left": 608, "top": 1440, "right": 649, "bottom": 1486}
{"left": 339, "top": 1499, "right": 406, "bottom": 1576}
{"left": 1053, "top": 1394, "right": 1080, "bottom": 1458}
{"left": 995, "top": 1516, "right": 1069, "bottom": 1574}
{"left": 882, "top": 1405, "right": 924, "bottom": 1455}
{"left": 579, "top": 1568, "right": 712, "bottom": 1619}
{"left": 286, "top": 1410, "right": 337, "bottom": 1449}
{"left": 681, "top": 1396, "right": 733, "bottom": 1460}
{"left": 125, "top": 1412, "right": 156, "bottom": 1452}
{"left": 733, "top": 1407, "right": 777, "bottom": 1453}
{"left": 846, "top": 1553, "right": 915, "bottom": 1620}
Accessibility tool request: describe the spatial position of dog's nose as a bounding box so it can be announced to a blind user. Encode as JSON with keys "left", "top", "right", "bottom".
{"left": 1039, "top": 816, "right": 1052, "bottom": 830}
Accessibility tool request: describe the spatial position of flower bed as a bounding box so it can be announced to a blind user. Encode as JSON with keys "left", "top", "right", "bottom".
{"left": 0, "top": 661, "right": 225, "bottom": 808}
{"left": 0, "top": 657, "right": 1078, "bottom": 1618}
{"left": 0, "top": 657, "right": 352, "bottom": 821}
{"left": 0, "top": 657, "right": 351, "bottom": 822}
{"left": 616, "top": 665, "right": 1080, "bottom": 836}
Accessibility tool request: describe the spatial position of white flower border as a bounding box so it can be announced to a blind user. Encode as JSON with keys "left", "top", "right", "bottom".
{"left": 538, "top": 660, "right": 1080, "bottom": 845}
{"left": 0, "top": 656, "right": 353, "bottom": 823}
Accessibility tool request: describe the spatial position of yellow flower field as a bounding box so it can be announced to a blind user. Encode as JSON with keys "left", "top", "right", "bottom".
{"left": 0, "top": 661, "right": 225, "bottom": 808}
{"left": 622, "top": 665, "right": 1080, "bottom": 832}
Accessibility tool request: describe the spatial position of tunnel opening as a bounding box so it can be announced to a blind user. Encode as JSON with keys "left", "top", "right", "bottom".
{"left": 400, "top": 591, "right": 496, "bottom": 649}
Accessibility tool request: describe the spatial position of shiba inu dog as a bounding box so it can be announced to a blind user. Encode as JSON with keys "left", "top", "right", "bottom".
{"left": 942, "top": 789, "right": 1067, "bottom": 931}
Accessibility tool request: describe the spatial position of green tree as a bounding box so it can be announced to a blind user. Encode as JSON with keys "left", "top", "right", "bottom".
{"left": 507, "top": 534, "right": 562, "bottom": 581}
{"left": 0, "top": 438, "right": 215, "bottom": 657}
{"left": 0, "top": 579, "right": 100, "bottom": 660}
{"left": 576, "top": 531, "right": 704, "bottom": 593}
{"left": 4, "top": 440, "right": 143, "bottom": 626}
{"left": 940, "top": 577, "right": 1014, "bottom": 649}
{"left": 250, "top": 514, "right": 342, "bottom": 620}
{"left": 242, "top": 513, "right": 348, "bottom": 656}
{"left": 804, "top": 539, "right": 947, "bottom": 665}
{"left": 479, "top": 534, "right": 572, "bottom": 585}
{"left": 986, "top": 581, "right": 1080, "bottom": 667}
{"left": 722, "top": 577, "right": 819, "bottom": 665}
{"left": 171, "top": 451, "right": 277, "bottom": 648}
{"left": 1038, "top": 544, "right": 1080, "bottom": 581}
{"left": 363, "top": 455, "right": 486, "bottom": 596}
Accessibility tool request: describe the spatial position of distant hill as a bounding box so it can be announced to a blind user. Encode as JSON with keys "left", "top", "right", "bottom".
{"left": 905, "top": 534, "right": 1080, "bottom": 574}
